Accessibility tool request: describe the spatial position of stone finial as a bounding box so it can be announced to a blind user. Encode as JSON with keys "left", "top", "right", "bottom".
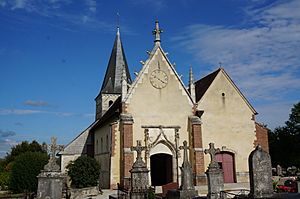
{"left": 204, "top": 143, "right": 221, "bottom": 169}
{"left": 189, "top": 66, "right": 196, "bottom": 102}
{"left": 152, "top": 20, "right": 163, "bottom": 45}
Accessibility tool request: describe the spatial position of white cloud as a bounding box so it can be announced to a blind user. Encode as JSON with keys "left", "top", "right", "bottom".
{"left": 0, "top": 109, "right": 43, "bottom": 115}
{"left": 0, "top": 0, "right": 113, "bottom": 32}
{"left": 11, "top": 0, "right": 28, "bottom": 10}
{"left": 173, "top": 0, "right": 300, "bottom": 101}
{"left": 0, "top": 0, "right": 7, "bottom": 7}
{"left": 85, "top": 0, "right": 96, "bottom": 13}
{"left": 0, "top": 129, "right": 16, "bottom": 137}
{"left": 173, "top": 0, "right": 300, "bottom": 126}
{"left": 0, "top": 138, "right": 18, "bottom": 157}
{"left": 24, "top": 100, "right": 49, "bottom": 107}
{"left": 0, "top": 108, "right": 93, "bottom": 118}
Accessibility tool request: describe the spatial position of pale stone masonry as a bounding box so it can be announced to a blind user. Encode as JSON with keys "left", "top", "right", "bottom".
{"left": 59, "top": 21, "right": 269, "bottom": 189}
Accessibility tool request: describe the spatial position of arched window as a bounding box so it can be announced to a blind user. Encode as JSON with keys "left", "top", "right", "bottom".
{"left": 109, "top": 100, "right": 113, "bottom": 106}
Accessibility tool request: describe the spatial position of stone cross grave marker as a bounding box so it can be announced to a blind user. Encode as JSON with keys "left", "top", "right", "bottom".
{"left": 44, "top": 137, "right": 63, "bottom": 171}
{"left": 204, "top": 143, "right": 223, "bottom": 199}
{"left": 130, "top": 140, "right": 149, "bottom": 199}
{"left": 37, "top": 137, "right": 65, "bottom": 199}
{"left": 204, "top": 142, "right": 221, "bottom": 169}
{"left": 179, "top": 140, "right": 194, "bottom": 190}
{"left": 131, "top": 140, "right": 147, "bottom": 167}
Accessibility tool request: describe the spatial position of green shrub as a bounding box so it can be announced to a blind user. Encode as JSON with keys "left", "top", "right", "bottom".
{"left": 9, "top": 152, "right": 48, "bottom": 193}
{"left": 0, "top": 171, "right": 10, "bottom": 190}
{"left": 67, "top": 156, "right": 100, "bottom": 188}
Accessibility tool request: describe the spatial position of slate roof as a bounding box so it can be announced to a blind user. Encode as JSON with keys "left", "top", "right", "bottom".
{"left": 99, "top": 28, "right": 131, "bottom": 95}
{"left": 195, "top": 68, "right": 221, "bottom": 102}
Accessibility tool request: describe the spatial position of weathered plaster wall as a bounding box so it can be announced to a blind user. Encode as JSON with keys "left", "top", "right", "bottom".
{"left": 125, "top": 48, "right": 194, "bottom": 184}
{"left": 197, "top": 71, "right": 256, "bottom": 182}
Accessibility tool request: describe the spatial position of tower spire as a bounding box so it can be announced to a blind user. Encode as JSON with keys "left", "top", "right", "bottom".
{"left": 152, "top": 20, "right": 163, "bottom": 45}
{"left": 95, "top": 27, "right": 131, "bottom": 119}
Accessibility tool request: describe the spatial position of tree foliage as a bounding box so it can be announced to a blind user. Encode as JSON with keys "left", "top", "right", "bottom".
{"left": 67, "top": 156, "right": 100, "bottom": 188}
{"left": 5, "top": 140, "right": 46, "bottom": 164}
{"left": 9, "top": 152, "right": 48, "bottom": 193}
{"left": 269, "top": 102, "right": 300, "bottom": 168}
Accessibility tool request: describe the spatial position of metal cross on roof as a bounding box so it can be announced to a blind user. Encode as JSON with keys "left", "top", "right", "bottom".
{"left": 204, "top": 143, "right": 220, "bottom": 168}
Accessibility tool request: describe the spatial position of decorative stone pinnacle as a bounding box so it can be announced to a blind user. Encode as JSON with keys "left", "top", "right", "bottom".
{"left": 204, "top": 143, "right": 221, "bottom": 168}
{"left": 152, "top": 20, "right": 163, "bottom": 44}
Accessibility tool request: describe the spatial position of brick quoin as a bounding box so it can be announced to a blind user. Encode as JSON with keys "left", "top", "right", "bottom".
{"left": 254, "top": 122, "right": 269, "bottom": 153}
{"left": 189, "top": 116, "right": 205, "bottom": 185}
{"left": 120, "top": 113, "right": 134, "bottom": 188}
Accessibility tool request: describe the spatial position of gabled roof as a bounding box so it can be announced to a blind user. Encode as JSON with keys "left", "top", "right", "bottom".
{"left": 98, "top": 28, "right": 131, "bottom": 95}
{"left": 195, "top": 68, "right": 257, "bottom": 114}
{"left": 195, "top": 68, "right": 220, "bottom": 102}
{"left": 124, "top": 45, "right": 194, "bottom": 106}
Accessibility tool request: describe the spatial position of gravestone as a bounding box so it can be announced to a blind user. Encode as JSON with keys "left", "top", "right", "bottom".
{"left": 276, "top": 165, "right": 282, "bottom": 176}
{"left": 130, "top": 140, "right": 149, "bottom": 199}
{"left": 204, "top": 143, "right": 223, "bottom": 199}
{"left": 248, "top": 145, "right": 273, "bottom": 198}
{"left": 37, "top": 137, "right": 66, "bottom": 199}
{"left": 166, "top": 141, "right": 198, "bottom": 199}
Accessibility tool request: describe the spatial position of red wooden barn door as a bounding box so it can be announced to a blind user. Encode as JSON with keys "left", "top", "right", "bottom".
{"left": 216, "top": 152, "right": 236, "bottom": 183}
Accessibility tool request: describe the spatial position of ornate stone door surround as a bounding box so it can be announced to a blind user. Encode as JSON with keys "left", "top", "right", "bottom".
{"left": 141, "top": 125, "right": 181, "bottom": 184}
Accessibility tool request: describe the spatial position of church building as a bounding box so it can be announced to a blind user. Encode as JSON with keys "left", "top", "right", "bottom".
{"left": 59, "top": 21, "right": 269, "bottom": 189}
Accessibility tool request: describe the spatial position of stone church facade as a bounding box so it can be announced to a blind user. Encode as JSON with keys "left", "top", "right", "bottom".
{"left": 59, "top": 21, "right": 269, "bottom": 189}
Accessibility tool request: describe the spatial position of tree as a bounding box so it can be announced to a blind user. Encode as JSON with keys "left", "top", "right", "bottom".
{"left": 9, "top": 152, "right": 48, "bottom": 193}
{"left": 67, "top": 156, "right": 100, "bottom": 188}
{"left": 5, "top": 140, "right": 46, "bottom": 164}
{"left": 269, "top": 102, "right": 300, "bottom": 168}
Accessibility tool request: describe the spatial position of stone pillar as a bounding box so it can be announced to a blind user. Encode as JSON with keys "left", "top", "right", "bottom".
{"left": 37, "top": 171, "right": 65, "bottom": 199}
{"left": 189, "top": 116, "right": 205, "bottom": 185}
{"left": 120, "top": 113, "right": 134, "bottom": 189}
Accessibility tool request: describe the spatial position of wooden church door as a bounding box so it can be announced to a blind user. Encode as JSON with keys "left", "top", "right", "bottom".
{"left": 216, "top": 152, "right": 236, "bottom": 183}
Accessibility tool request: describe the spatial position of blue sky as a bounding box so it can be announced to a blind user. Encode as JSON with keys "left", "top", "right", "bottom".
{"left": 1, "top": 0, "right": 299, "bottom": 157}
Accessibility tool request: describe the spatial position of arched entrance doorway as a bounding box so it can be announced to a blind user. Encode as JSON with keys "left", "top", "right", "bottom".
{"left": 216, "top": 152, "right": 236, "bottom": 183}
{"left": 150, "top": 153, "right": 173, "bottom": 186}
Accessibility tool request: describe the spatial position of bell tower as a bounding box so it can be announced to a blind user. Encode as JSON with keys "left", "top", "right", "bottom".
{"left": 95, "top": 27, "right": 131, "bottom": 120}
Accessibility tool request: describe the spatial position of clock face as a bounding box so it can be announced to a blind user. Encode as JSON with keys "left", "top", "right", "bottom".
{"left": 150, "top": 69, "right": 168, "bottom": 89}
